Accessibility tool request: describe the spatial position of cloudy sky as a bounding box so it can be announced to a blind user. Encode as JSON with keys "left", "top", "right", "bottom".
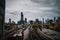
{"left": 5, "top": 0, "right": 60, "bottom": 23}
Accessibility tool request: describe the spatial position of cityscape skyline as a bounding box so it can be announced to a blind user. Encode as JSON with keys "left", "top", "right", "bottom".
{"left": 5, "top": 0, "right": 60, "bottom": 23}
{"left": 0, "top": 0, "right": 60, "bottom": 40}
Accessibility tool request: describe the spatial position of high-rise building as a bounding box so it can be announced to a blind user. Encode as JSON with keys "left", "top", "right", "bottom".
{"left": 25, "top": 18, "right": 27, "bottom": 23}
{"left": 35, "top": 19, "right": 40, "bottom": 24}
{"left": 17, "top": 12, "right": 25, "bottom": 24}
{"left": 9, "top": 18, "right": 11, "bottom": 24}
{"left": 21, "top": 12, "right": 24, "bottom": 20}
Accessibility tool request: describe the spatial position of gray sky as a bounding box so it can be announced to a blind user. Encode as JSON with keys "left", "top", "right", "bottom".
{"left": 5, "top": 0, "right": 60, "bottom": 23}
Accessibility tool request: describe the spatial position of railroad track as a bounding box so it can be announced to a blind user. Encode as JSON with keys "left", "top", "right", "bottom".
{"left": 26, "top": 30, "right": 42, "bottom": 40}
{"left": 26, "top": 27, "right": 49, "bottom": 40}
{"left": 29, "top": 30, "right": 40, "bottom": 40}
{"left": 26, "top": 25, "right": 54, "bottom": 40}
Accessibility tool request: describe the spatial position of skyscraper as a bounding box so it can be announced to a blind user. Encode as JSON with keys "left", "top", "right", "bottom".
{"left": 9, "top": 18, "right": 11, "bottom": 24}
{"left": 25, "top": 18, "right": 27, "bottom": 23}
{"left": 21, "top": 12, "right": 24, "bottom": 20}
{"left": 17, "top": 12, "right": 25, "bottom": 24}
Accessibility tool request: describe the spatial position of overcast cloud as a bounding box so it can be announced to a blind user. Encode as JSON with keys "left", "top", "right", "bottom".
{"left": 5, "top": 0, "right": 60, "bottom": 23}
